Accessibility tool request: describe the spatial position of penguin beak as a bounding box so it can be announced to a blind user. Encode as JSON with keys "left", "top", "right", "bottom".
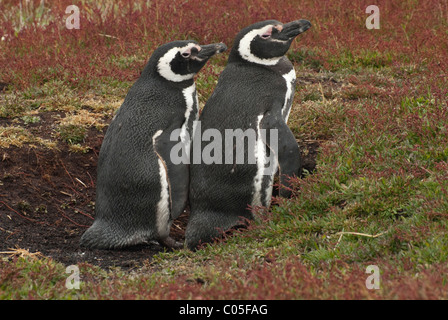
{"left": 280, "top": 19, "right": 312, "bottom": 40}
{"left": 194, "top": 43, "right": 228, "bottom": 60}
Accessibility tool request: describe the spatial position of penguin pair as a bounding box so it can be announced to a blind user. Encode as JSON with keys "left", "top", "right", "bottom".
{"left": 80, "top": 18, "right": 311, "bottom": 251}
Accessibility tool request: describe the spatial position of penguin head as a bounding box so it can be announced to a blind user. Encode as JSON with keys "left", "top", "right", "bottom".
{"left": 230, "top": 19, "right": 311, "bottom": 66}
{"left": 149, "top": 40, "right": 227, "bottom": 83}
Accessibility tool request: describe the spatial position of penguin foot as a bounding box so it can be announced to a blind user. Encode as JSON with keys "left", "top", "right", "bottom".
{"left": 159, "top": 236, "right": 184, "bottom": 249}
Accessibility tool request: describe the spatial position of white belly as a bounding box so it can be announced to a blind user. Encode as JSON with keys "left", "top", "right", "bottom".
{"left": 281, "top": 69, "right": 296, "bottom": 123}
{"left": 152, "top": 130, "right": 171, "bottom": 237}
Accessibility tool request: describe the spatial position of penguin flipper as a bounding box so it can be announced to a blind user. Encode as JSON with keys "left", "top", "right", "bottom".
{"left": 260, "top": 110, "right": 302, "bottom": 197}
{"left": 154, "top": 129, "right": 189, "bottom": 220}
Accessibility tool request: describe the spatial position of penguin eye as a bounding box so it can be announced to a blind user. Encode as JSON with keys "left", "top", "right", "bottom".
{"left": 260, "top": 26, "right": 274, "bottom": 39}
{"left": 181, "top": 52, "right": 191, "bottom": 59}
{"left": 261, "top": 33, "right": 271, "bottom": 39}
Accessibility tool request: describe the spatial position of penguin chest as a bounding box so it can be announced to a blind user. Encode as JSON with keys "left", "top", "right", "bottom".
{"left": 251, "top": 114, "right": 278, "bottom": 208}
{"left": 180, "top": 84, "right": 199, "bottom": 152}
{"left": 152, "top": 130, "right": 171, "bottom": 238}
{"left": 281, "top": 69, "right": 296, "bottom": 123}
{"left": 151, "top": 84, "right": 198, "bottom": 237}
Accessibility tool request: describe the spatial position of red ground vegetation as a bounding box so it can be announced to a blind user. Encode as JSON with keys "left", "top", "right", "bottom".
{"left": 1, "top": 0, "right": 447, "bottom": 92}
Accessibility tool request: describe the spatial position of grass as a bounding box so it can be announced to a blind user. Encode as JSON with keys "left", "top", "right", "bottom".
{"left": 0, "top": 125, "right": 56, "bottom": 149}
{"left": 1, "top": 0, "right": 448, "bottom": 300}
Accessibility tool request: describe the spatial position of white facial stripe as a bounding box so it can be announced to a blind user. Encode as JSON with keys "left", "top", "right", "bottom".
{"left": 238, "top": 25, "right": 282, "bottom": 66}
{"left": 157, "top": 44, "right": 196, "bottom": 82}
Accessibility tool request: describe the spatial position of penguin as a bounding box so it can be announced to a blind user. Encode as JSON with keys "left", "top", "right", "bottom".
{"left": 186, "top": 19, "right": 311, "bottom": 250}
{"left": 80, "top": 40, "right": 227, "bottom": 250}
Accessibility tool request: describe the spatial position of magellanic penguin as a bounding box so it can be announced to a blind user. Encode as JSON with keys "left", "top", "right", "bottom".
{"left": 80, "top": 40, "right": 227, "bottom": 250}
{"left": 186, "top": 19, "right": 311, "bottom": 250}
